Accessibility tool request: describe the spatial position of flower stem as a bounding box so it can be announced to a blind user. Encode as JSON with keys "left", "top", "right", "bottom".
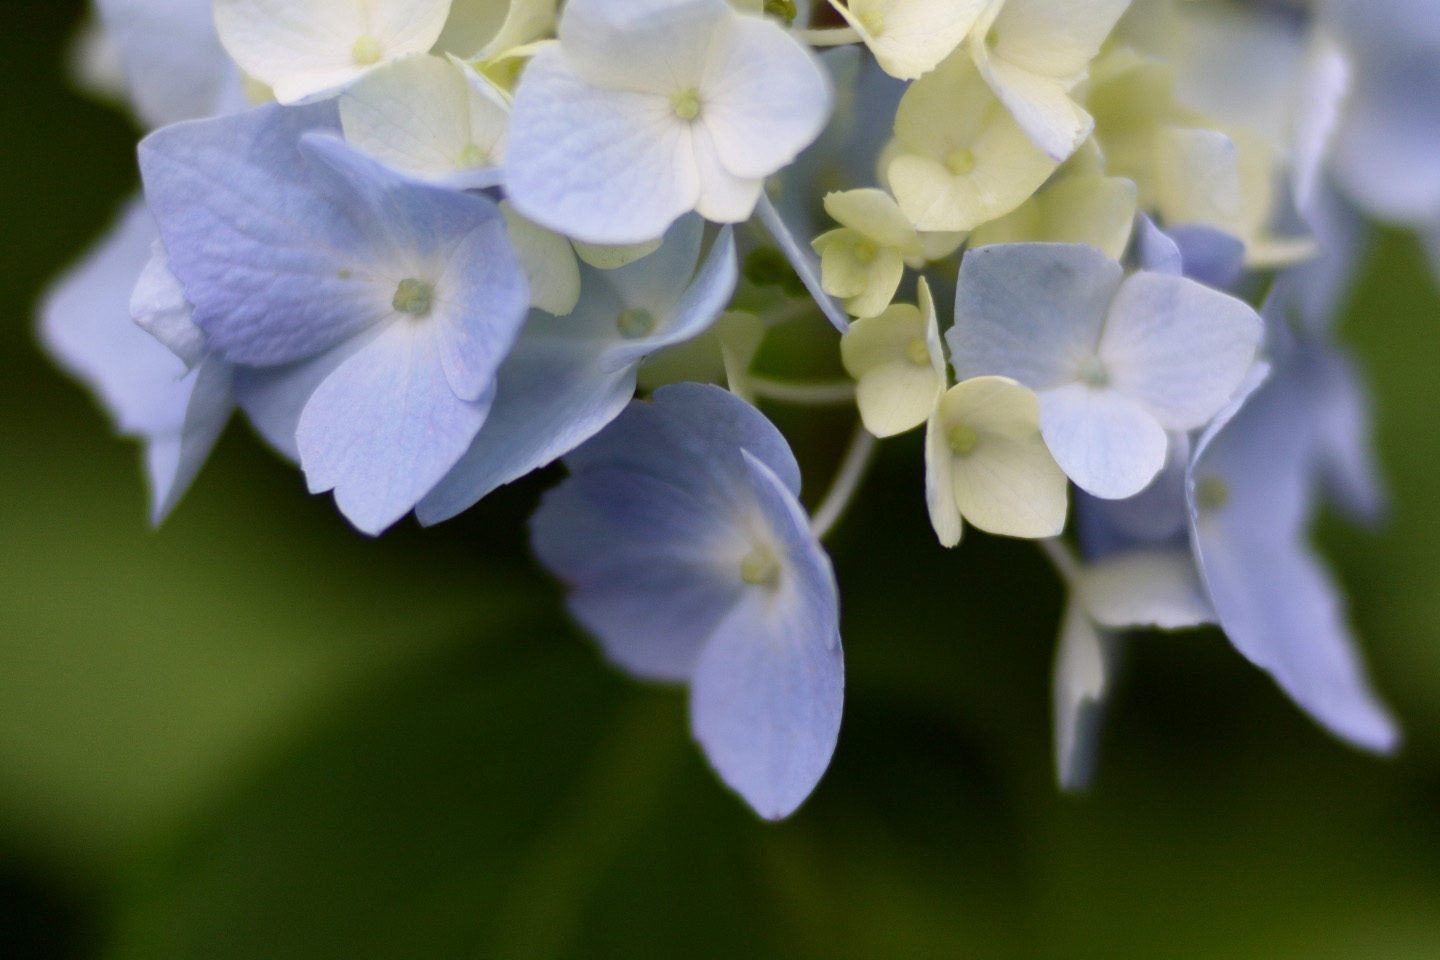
{"left": 793, "top": 26, "right": 863, "bottom": 46}
{"left": 810, "top": 424, "right": 878, "bottom": 540}
{"left": 749, "top": 376, "right": 857, "bottom": 406}
{"left": 1039, "top": 537, "right": 1081, "bottom": 587}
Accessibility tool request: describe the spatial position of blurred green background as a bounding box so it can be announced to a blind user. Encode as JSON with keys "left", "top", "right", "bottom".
{"left": 5, "top": 4, "right": 1440, "bottom": 958}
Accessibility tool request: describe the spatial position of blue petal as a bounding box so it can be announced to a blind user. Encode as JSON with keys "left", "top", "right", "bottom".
{"left": 1131, "top": 214, "right": 1182, "bottom": 276}
{"left": 1166, "top": 225, "right": 1246, "bottom": 290}
{"left": 950, "top": 243, "right": 1124, "bottom": 389}
{"left": 1188, "top": 364, "right": 1400, "bottom": 753}
{"left": 296, "top": 319, "right": 493, "bottom": 536}
{"left": 233, "top": 332, "right": 379, "bottom": 462}
{"left": 415, "top": 227, "right": 737, "bottom": 525}
{"left": 690, "top": 451, "right": 843, "bottom": 821}
{"left": 531, "top": 465, "right": 750, "bottom": 682}
{"left": 149, "top": 355, "right": 235, "bottom": 524}
{"left": 140, "top": 105, "right": 527, "bottom": 370}
{"left": 566, "top": 382, "right": 803, "bottom": 507}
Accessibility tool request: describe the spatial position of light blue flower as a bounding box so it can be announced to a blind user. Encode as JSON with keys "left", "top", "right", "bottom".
{"left": 38, "top": 200, "right": 234, "bottom": 523}
{"left": 1187, "top": 312, "right": 1399, "bottom": 754}
{"left": 138, "top": 101, "right": 530, "bottom": 534}
{"left": 417, "top": 215, "right": 737, "bottom": 525}
{"left": 531, "top": 383, "right": 844, "bottom": 820}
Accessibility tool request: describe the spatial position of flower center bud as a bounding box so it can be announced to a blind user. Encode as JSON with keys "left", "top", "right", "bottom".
{"left": 946, "top": 149, "right": 977, "bottom": 176}
{"left": 905, "top": 338, "right": 932, "bottom": 367}
{"left": 671, "top": 88, "right": 702, "bottom": 122}
{"left": 851, "top": 238, "right": 879, "bottom": 265}
{"left": 947, "top": 423, "right": 979, "bottom": 456}
{"left": 458, "top": 143, "right": 489, "bottom": 169}
{"left": 740, "top": 545, "right": 781, "bottom": 588}
{"left": 858, "top": 10, "right": 885, "bottom": 36}
{"left": 1078, "top": 356, "right": 1109, "bottom": 387}
{"left": 392, "top": 278, "right": 433, "bottom": 316}
{"left": 1194, "top": 476, "right": 1229, "bottom": 512}
{"left": 351, "top": 35, "right": 383, "bottom": 65}
{"left": 616, "top": 307, "right": 657, "bottom": 339}
{"left": 985, "top": 27, "right": 1001, "bottom": 49}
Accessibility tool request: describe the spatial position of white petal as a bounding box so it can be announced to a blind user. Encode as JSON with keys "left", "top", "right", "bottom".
{"left": 837, "top": 0, "right": 988, "bottom": 81}
{"left": 1078, "top": 549, "right": 1214, "bottom": 630}
{"left": 500, "top": 204, "right": 581, "bottom": 316}
{"left": 214, "top": 0, "right": 453, "bottom": 104}
{"left": 506, "top": 49, "right": 700, "bottom": 244}
{"left": 698, "top": 14, "right": 833, "bottom": 179}
{"left": 924, "top": 409, "right": 964, "bottom": 547}
{"left": 973, "top": 51, "right": 1092, "bottom": 161}
{"left": 1039, "top": 382, "right": 1168, "bottom": 500}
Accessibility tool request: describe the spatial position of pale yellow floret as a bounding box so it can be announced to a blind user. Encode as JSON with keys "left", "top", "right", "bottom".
{"left": 925, "top": 376, "right": 1068, "bottom": 546}
{"left": 813, "top": 188, "right": 923, "bottom": 318}
{"left": 829, "top": 0, "right": 989, "bottom": 81}
{"left": 500, "top": 202, "right": 581, "bottom": 316}
{"left": 887, "top": 50, "right": 1060, "bottom": 233}
{"left": 970, "top": 169, "right": 1138, "bottom": 259}
{"left": 840, "top": 278, "right": 945, "bottom": 438}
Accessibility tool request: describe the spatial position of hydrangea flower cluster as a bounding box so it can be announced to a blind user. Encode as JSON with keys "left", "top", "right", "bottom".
{"left": 44, "top": 0, "right": 1432, "bottom": 818}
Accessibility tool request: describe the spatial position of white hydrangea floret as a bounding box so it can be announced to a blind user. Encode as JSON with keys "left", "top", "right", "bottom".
{"left": 840, "top": 277, "right": 945, "bottom": 437}
{"left": 505, "top": 0, "right": 832, "bottom": 245}
{"left": 214, "top": 0, "right": 455, "bottom": 104}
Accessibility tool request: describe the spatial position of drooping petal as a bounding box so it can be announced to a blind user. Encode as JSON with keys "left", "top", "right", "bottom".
{"left": 1189, "top": 365, "right": 1400, "bottom": 754}
{"left": 130, "top": 242, "right": 207, "bottom": 368}
{"left": 500, "top": 204, "right": 582, "bottom": 317}
{"left": 38, "top": 200, "right": 191, "bottom": 438}
{"left": 505, "top": 48, "right": 700, "bottom": 244}
{"left": 1052, "top": 598, "right": 1112, "bottom": 791}
{"left": 972, "top": 54, "right": 1092, "bottom": 162}
{"left": 1039, "top": 381, "right": 1168, "bottom": 500}
{"left": 296, "top": 319, "right": 493, "bottom": 535}
{"left": 690, "top": 451, "right": 843, "bottom": 820}
{"left": 95, "top": 0, "right": 242, "bottom": 127}
{"left": 950, "top": 242, "right": 1123, "bottom": 389}
{"left": 149, "top": 356, "right": 236, "bottom": 524}
{"left": 1077, "top": 549, "right": 1214, "bottom": 630}
{"left": 1099, "top": 271, "right": 1263, "bottom": 432}
{"left": 532, "top": 465, "right": 752, "bottom": 682}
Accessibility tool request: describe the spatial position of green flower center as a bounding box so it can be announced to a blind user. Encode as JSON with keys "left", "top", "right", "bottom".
{"left": 947, "top": 424, "right": 979, "bottom": 456}
{"left": 946, "top": 149, "right": 977, "bottom": 176}
{"left": 392, "top": 278, "right": 433, "bottom": 317}
{"left": 458, "top": 143, "right": 489, "bottom": 169}
{"left": 905, "top": 338, "right": 932, "bottom": 367}
{"left": 1079, "top": 356, "right": 1110, "bottom": 387}
{"left": 616, "top": 307, "right": 657, "bottom": 339}
{"left": 1194, "top": 476, "right": 1229, "bottom": 512}
{"left": 740, "top": 545, "right": 781, "bottom": 588}
{"left": 351, "top": 35, "right": 382, "bottom": 65}
{"left": 671, "top": 88, "right": 702, "bottom": 122}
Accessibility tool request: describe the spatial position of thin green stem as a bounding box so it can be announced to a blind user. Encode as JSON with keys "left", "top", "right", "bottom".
{"left": 810, "top": 424, "right": 878, "bottom": 541}
{"left": 748, "top": 376, "right": 857, "bottom": 406}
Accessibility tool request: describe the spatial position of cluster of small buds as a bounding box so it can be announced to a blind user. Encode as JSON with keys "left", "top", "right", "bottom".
{"left": 43, "top": 0, "right": 1437, "bottom": 818}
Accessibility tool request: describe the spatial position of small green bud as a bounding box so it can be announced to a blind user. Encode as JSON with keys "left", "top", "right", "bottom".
{"left": 763, "top": 0, "right": 798, "bottom": 25}
{"left": 1078, "top": 356, "right": 1109, "bottom": 387}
